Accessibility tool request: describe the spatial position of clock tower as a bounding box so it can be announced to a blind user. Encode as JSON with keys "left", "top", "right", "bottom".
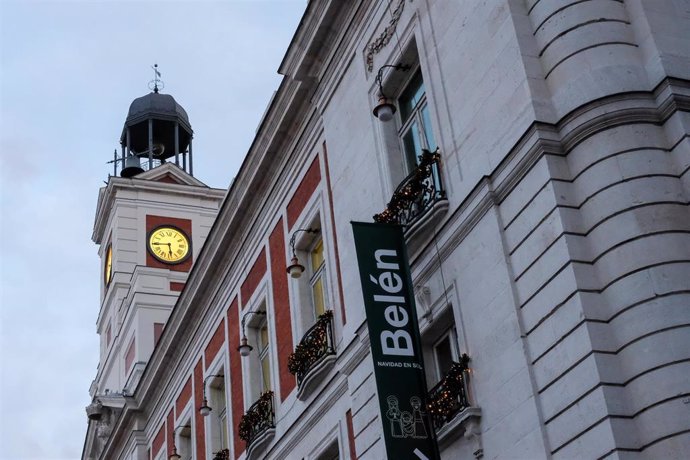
{"left": 85, "top": 88, "right": 225, "bottom": 435}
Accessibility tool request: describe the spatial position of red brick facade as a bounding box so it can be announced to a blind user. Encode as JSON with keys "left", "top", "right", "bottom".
{"left": 286, "top": 156, "right": 321, "bottom": 229}
{"left": 166, "top": 408, "right": 174, "bottom": 457}
{"left": 226, "top": 298, "right": 244, "bottom": 459}
{"left": 269, "top": 218, "right": 295, "bottom": 400}
{"left": 170, "top": 281, "right": 185, "bottom": 291}
{"left": 346, "top": 409, "right": 357, "bottom": 460}
{"left": 151, "top": 421, "right": 165, "bottom": 458}
{"left": 125, "top": 336, "right": 135, "bottom": 373}
{"left": 204, "top": 320, "right": 226, "bottom": 366}
{"left": 193, "top": 359, "right": 206, "bottom": 459}
{"left": 240, "top": 248, "right": 267, "bottom": 302}
{"left": 153, "top": 323, "right": 164, "bottom": 346}
{"left": 175, "top": 376, "right": 192, "bottom": 416}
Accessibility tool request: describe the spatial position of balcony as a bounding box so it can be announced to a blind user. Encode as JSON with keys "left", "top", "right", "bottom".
{"left": 374, "top": 149, "right": 447, "bottom": 229}
{"left": 287, "top": 310, "right": 336, "bottom": 400}
{"left": 212, "top": 449, "right": 229, "bottom": 460}
{"left": 425, "top": 354, "right": 482, "bottom": 456}
{"left": 238, "top": 391, "right": 275, "bottom": 458}
{"left": 427, "top": 354, "right": 470, "bottom": 430}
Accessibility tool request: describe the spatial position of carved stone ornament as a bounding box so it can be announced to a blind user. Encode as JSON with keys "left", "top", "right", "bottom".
{"left": 366, "top": 0, "right": 408, "bottom": 72}
{"left": 415, "top": 284, "right": 433, "bottom": 321}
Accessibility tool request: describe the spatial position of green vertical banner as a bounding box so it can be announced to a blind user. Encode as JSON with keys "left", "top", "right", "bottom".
{"left": 351, "top": 221, "right": 440, "bottom": 460}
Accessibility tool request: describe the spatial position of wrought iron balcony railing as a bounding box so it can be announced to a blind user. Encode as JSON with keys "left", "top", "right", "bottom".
{"left": 374, "top": 149, "right": 446, "bottom": 227}
{"left": 238, "top": 391, "right": 275, "bottom": 448}
{"left": 426, "top": 354, "right": 470, "bottom": 431}
{"left": 212, "top": 449, "right": 230, "bottom": 460}
{"left": 287, "top": 310, "right": 335, "bottom": 387}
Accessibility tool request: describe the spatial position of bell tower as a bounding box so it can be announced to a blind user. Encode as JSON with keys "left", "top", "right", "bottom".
{"left": 117, "top": 68, "right": 194, "bottom": 178}
{"left": 84, "top": 78, "right": 225, "bottom": 440}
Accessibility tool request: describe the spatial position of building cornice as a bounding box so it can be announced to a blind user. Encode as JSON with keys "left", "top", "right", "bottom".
{"left": 92, "top": 174, "right": 225, "bottom": 245}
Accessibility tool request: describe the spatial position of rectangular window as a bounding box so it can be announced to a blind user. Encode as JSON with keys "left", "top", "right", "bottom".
{"left": 432, "top": 328, "right": 459, "bottom": 383}
{"left": 209, "top": 375, "right": 228, "bottom": 452}
{"left": 258, "top": 320, "right": 271, "bottom": 393}
{"left": 310, "top": 238, "right": 327, "bottom": 319}
{"left": 398, "top": 69, "right": 437, "bottom": 173}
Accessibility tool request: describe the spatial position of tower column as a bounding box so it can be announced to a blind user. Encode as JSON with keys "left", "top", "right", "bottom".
{"left": 189, "top": 136, "right": 193, "bottom": 176}
{"left": 148, "top": 119, "right": 153, "bottom": 169}
{"left": 174, "top": 122, "right": 180, "bottom": 167}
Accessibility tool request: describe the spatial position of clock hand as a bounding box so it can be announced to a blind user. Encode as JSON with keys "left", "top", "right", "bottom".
{"left": 168, "top": 243, "right": 172, "bottom": 257}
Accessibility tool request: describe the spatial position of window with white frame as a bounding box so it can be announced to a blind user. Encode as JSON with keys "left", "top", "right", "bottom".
{"left": 257, "top": 318, "right": 272, "bottom": 394}
{"left": 431, "top": 327, "right": 460, "bottom": 384}
{"left": 308, "top": 237, "right": 327, "bottom": 321}
{"left": 208, "top": 374, "right": 228, "bottom": 453}
{"left": 421, "top": 307, "right": 462, "bottom": 387}
{"left": 177, "top": 424, "right": 192, "bottom": 460}
{"left": 293, "top": 218, "right": 331, "bottom": 336}
{"left": 315, "top": 439, "right": 339, "bottom": 460}
{"left": 376, "top": 40, "right": 443, "bottom": 212}
{"left": 397, "top": 68, "right": 437, "bottom": 174}
{"left": 244, "top": 302, "right": 272, "bottom": 405}
{"left": 421, "top": 304, "right": 471, "bottom": 431}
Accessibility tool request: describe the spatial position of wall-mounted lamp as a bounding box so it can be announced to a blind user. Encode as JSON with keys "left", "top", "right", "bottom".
{"left": 286, "top": 228, "right": 320, "bottom": 278}
{"left": 168, "top": 425, "right": 190, "bottom": 460}
{"left": 198, "top": 374, "right": 224, "bottom": 417}
{"left": 237, "top": 310, "right": 267, "bottom": 357}
{"left": 372, "top": 63, "right": 411, "bottom": 122}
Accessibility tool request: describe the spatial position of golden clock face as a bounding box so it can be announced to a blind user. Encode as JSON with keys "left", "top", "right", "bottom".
{"left": 148, "top": 226, "right": 191, "bottom": 264}
{"left": 104, "top": 245, "right": 113, "bottom": 285}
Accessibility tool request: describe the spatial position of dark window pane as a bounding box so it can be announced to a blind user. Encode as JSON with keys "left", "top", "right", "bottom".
{"left": 435, "top": 335, "right": 454, "bottom": 380}
{"left": 421, "top": 104, "right": 436, "bottom": 151}
{"left": 402, "top": 121, "right": 422, "bottom": 171}
{"left": 399, "top": 71, "right": 425, "bottom": 123}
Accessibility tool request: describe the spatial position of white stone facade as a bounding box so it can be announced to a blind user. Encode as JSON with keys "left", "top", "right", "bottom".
{"left": 83, "top": 1, "right": 690, "bottom": 459}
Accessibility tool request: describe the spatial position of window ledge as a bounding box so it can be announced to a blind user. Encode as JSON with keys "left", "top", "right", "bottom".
{"left": 404, "top": 197, "right": 449, "bottom": 257}
{"left": 436, "top": 406, "right": 482, "bottom": 458}
{"left": 246, "top": 427, "right": 275, "bottom": 460}
{"left": 296, "top": 353, "right": 337, "bottom": 401}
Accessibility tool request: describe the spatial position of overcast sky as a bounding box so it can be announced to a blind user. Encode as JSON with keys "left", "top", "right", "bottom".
{"left": 0, "top": 1, "right": 306, "bottom": 458}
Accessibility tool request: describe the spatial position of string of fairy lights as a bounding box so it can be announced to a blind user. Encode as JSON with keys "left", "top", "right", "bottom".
{"left": 238, "top": 391, "right": 274, "bottom": 443}
{"left": 211, "top": 448, "right": 230, "bottom": 460}
{"left": 287, "top": 310, "right": 334, "bottom": 379}
{"left": 426, "top": 354, "right": 470, "bottom": 427}
{"left": 374, "top": 149, "right": 441, "bottom": 224}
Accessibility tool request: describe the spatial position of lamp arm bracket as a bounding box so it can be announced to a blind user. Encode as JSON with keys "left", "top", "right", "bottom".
{"left": 288, "top": 227, "right": 321, "bottom": 256}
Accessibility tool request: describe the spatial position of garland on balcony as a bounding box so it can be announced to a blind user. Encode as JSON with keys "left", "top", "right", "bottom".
{"left": 212, "top": 449, "right": 230, "bottom": 460}
{"left": 373, "top": 149, "right": 441, "bottom": 224}
{"left": 426, "top": 354, "right": 470, "bottom": 422}
{"left": 287, "top": 310, "right": 333, "bottom": 376}
{"left": 238, "top": 391, "right": 273, "bottom": 443}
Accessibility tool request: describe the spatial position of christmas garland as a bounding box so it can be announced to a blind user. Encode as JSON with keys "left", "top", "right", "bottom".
{"left": 238, "top": 391, "right": 274, "bottom": 443}
{"left": 287, "top": 310, "right": 333, "bottom": 377}
{"left": 212, "top": 448, "right": 229, "bottom": 460}
{"left": 426, "top": 355, "right": 470, "bottom": 426}
{"left": 374, "top": 149, "right": 441, "bottom": 224}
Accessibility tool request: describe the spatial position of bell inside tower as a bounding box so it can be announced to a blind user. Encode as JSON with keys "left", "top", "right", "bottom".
{"left": 115, "top": 85, "right": 194, "bottom": 178}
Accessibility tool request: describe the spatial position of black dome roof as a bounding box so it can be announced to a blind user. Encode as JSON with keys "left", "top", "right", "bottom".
{"left": 119, "top": 92, "right": 193, "bottom": 159}
{"left": 124, "top": 92, "right": 191, "bottom": 130}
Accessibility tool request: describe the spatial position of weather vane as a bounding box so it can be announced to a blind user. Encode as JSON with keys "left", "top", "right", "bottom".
{"left": 148, "top": 63, "right": 164, "bottom": 93}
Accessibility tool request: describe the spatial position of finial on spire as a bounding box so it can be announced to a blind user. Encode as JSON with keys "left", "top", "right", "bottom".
{"left": 149, "top": 63, "right": 164, "bottom": 93}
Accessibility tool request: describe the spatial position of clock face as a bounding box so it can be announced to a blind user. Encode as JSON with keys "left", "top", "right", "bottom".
{"left": 104, "top": 244, "right": 113, "bottom": 285}
{"left": 147, "top": 225, "right": 191, "bottom": 264}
